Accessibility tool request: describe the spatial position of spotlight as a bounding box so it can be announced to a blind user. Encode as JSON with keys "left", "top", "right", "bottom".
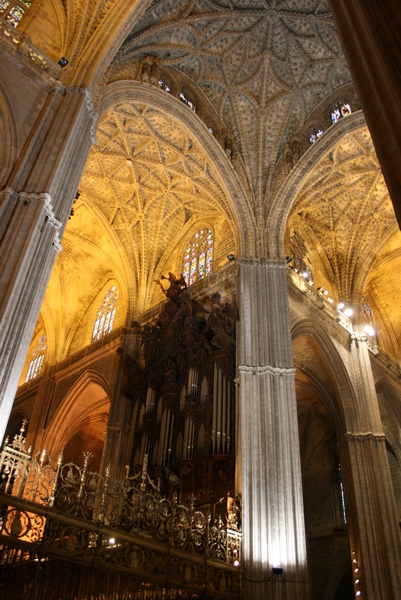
{"left": 227, "top": 254, "right": 235, "bottom": 261}
{"left": 344, "top": 307, "right": 353, "bottom": 317}
{"left": 286, "top": 256, "right": 292, "bottom": 263}
{"left": 58, "top": 57, "right": 69, "bottom": 68}
{"left": 272, "top": 567, "right": 283, "bottom": 576}
{"left": 337, "top": 302, "right": 345, "bottom": 310}
{"left": 364, "top": 325, "right": 375, "bottom": 337}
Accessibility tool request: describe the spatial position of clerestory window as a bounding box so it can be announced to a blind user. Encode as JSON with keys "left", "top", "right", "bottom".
{"left": 25, "top": 335, "right": 46, "bottom": 382}
{"left": 182, "top": 229, "right": 213, "bottom": 286}
{"left": 92, "top": 286, "right": 119, "bottom": 342}
{"left": 0, "top": 0, "right": 31, "bottom": 27}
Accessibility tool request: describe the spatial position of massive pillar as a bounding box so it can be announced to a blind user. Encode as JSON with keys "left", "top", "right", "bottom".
{"left": 329, "top": 0, "right": 401, "bottom": 226}
{"left": 100, "top": 329, "right": 140, "bottom": 479}
{"left": 0, "top": 85, "right": 96, "bottom": 444}
{"left": 237, "top": 258, "right": 308, "bottom": 599}
{"left": 340, "top": 332, "right": 401, "bottom": 599}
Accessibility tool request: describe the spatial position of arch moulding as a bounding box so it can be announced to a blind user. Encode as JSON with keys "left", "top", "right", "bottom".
{"left": 42, "top": 369, "right": 111, "bottom": 458}
{"left": 100, "top": 80, "right": 256, "bottom": 258}
{"left": 267, "top": 111, "right": 367, "bottom": 259}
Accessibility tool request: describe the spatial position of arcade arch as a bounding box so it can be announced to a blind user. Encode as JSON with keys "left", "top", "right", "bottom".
{"left": 41, "top": 370, "right": 111, "bottom": 467}
{"left": 292, "top": 326, "right": 354, "bottom": 600}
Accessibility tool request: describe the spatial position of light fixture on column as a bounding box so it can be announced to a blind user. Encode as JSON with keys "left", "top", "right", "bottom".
{"left": 58, "top": 57, "right": 69, "bottom": 68}
{"left": 364, "top": 324, "right": 375, "bottom": 337}
{"left": 227, "top": 254, "right": 235, "bottom": 261}
{"left": 272, "top": 567, "right": 283, "bottom": 576}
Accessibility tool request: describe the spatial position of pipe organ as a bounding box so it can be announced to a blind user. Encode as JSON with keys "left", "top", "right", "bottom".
{"left": 122, "top": 275, "right": 236, "bottom": 503}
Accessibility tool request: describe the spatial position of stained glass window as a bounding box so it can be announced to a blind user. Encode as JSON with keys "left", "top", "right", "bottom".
{"left": 183, "top": 229, "right": 213, "bottom": 286}
{"left": 25, "top": 335, "right": 46, "bottom": 382}
{"left": 92, "top": 286, "right": 119, "bottom": 342}
{"left": 338, "top": 463, "right": 347, "bottom": 524}
{"left": 0, "top": 0, "right": 31, "bottom": 27}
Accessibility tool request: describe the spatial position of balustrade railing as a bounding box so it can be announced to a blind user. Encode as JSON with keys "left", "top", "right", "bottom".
{"left": 0, "top": 422, "right": 241, "bottom": 568}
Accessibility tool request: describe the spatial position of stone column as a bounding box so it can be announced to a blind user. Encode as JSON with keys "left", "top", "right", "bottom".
{"left": 340, "top": 333, "right": 401, "bottom": 599}
{"left": 329, "top": 0, "right": 401, "bottom": 225}
{"left": 237, "top": 258, "right": 308, "bottom": 599}
{"left": 0, "top": 86, "right": 96, "bottom": 444}
{"left": 100, "top": 329, "right": 140, "bottom": 479}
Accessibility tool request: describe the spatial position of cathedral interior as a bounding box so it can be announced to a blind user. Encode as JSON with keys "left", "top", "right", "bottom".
{"left": 0, "top": 1, "right": 400, "bottom": 599}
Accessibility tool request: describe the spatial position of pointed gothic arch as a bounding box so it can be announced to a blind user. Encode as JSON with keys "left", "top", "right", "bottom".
{"left": 100, "top": 81, "right": 253, "bottom": 258}
{"left": 41, "top": 370, "right": 111, "bottom": 464}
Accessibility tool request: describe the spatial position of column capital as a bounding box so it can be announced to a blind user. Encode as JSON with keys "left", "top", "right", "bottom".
{"left": 10, "top": 189, "right": 63, "bottom": 253}
{"left": 238, "top": 257, "right": 287, "bottom": 269}
{"left": 344, "top": 432, "right": 386, "bottom": 443}
{"left": 238, "top": 364, "right": 296, "bottom": 376}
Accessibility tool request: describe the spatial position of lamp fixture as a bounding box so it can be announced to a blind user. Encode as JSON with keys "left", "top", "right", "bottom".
{"left": 58, "top": 57, "right": 69, "bottom": 68}
{"left": 227, "top": 254, "right": 235, "bottom": 261}
{"left": 364, "top": 325, "right": 375, "bottom": 337}
{"left": 272, "top": 567, "right": 283, "bottom": 576}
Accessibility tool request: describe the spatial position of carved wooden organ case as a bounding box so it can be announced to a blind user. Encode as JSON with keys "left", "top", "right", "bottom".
{"left": 122, "top": 276, "right": 236, "bottom": 507}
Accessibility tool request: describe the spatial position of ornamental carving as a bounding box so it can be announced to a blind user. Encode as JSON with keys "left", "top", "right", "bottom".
{"left": 121, "top": 274, "right": 236, "bottom": 503}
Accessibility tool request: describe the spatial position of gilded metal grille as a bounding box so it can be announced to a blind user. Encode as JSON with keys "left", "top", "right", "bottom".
{"left": 0, "top": 426, "right": 242, "bottom": 599}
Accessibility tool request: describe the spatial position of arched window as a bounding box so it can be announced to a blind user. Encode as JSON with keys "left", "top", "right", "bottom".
{"left": 0, "top": 0, "right": 32, "bottom": 27}
{"left": 92, "top": 286, "right": 119, "bottom": 342}
{"left": 25, "top": 335, "right": 46, "bottom": 382}
{"left": 182, "top": 229, "right": 213, "bottom": 286}
{"left": 337, "top": 463, "right": 347, "bottom": 524}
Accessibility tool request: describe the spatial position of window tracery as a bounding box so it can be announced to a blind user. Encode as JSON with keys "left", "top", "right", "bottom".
{"left": 92, "top": 286, "right": 119, "bottom": 342}
{"left": 182, "top": 229, "right": 213, "bottom": 286}
{"left": 25, "top": 335, "right": 46, "bottom": 382}
{"left": 338, "top": 463, "right": 347, "bottom": 524}
{"left": 0, "top": 0, "right": 31, "bottom": 27}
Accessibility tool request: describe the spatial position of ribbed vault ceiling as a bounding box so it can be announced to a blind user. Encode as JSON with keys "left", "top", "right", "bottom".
{"left": 31, "top": 0, "right": 401, "bottom": 365}
{"left": 79, "top": 101, "right": 233, "bottom": 305}
{"left": 114, "top": 0, "right": 352, "bottom": 205}
{"left": 288, "top": 127, "right": 397, "bottom": 302}
{"left": 287, "top": 126, "right": 401, "bottom": 360}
